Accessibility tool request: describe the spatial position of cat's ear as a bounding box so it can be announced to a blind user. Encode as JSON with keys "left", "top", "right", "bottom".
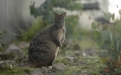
{"left": 54, "top": 13, "right": 59, "bottom": 17}
{"left": 61, "top": 12, "right": 66, "bottom": 17}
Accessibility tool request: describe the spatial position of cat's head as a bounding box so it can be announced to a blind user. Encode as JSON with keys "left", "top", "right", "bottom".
{"left": 54, "top": 12, "right": 66, "bottom": 29}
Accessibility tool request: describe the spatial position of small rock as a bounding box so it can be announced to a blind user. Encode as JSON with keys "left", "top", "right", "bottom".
{"left": 76, "top": 70, "right": 89, "bottom": 75}
{"left": 66, "top": 56, "right": 74, "bottom": 63}
{"left": 0, "top": 61, "right": 6, "bottom": 68}
{"left": 82, "top": 53, "right": 86, "bottom": 57}
{"left": 48, "top": 73, "right": 55, "bottom": 75}
{"left": 0, "top": 61, "right": 4, "bottom": 64}
{"left": 4, "top": 60, "right": 16, "bottom": 65}
{"left": 0, "top": 45, "right": 24, "bottom": 63}
{"left": 74, "top": 51, "right": 81, "bottom": 56}
{"left": 85, "top": 49, "right": 97, "bottom": 56}
{"left": 53, "top": 63, "right": 66, "bottom": 71}
{"left": 0, "top": 61, "right": 7, "bottom": 69}
{"left": 44, "top": 73, "right": 55, "bottom": 75}
{"left": 0, "top": 60, "right": 16, "bottom": 69}
{"left": 18, "top": 41, "right": 29, "bottom": 49}
{"left": 30, "top": 69, "right": 43, "bottom": 75}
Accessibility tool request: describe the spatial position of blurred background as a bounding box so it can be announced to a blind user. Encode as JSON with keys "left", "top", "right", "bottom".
{"left": 1, "top": 0, "right": 121, "bottom": 75}
{"left": 0, "top": 0, "right": 120, "bottom": 51}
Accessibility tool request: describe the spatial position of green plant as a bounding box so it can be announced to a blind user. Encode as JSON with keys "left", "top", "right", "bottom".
{"left": 30, "top": 0, "right": 83, "bottom": 24}
{"left": 0, "top": 29, "right": 19, "bottom": 51}
{"left": 91, "top": 10, "right": 121, "bottom": 71}
{"left": 62, "top": 15, "right": 82, "bottom": 50}
{"left": 0, "top": 31, "right": 5, "bottom": 50}
{"left": 20, "top": 17, "right": 44, "bottom": 41}
{"left": 0, "top": 66, "right": 34, "bottom": 75}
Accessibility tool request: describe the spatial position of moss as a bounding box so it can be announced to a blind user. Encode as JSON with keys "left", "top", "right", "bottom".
{"left": 0, "top": 52, "right": 120, "bottom": 75}
{"left": 0, "top": 66, "right": 34, "bottom": 75}
{"left": 56, "top": 66, "right": 80, "bottom": 75}
{"left": 55, "top": 56, "right": 105, "bottom": 75}
{"left": 0, "top": 52, "right": 15, "bottom": 60}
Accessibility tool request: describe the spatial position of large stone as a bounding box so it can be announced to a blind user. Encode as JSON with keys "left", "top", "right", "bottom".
{"left": 52, "top": 63, "right": 66, "bottom": 71}
{"left": 18, "top": 41, "right": 29, "bottom": 49}
{"left": 84, "top": 49, "right": 97, "bottom": 56}
{"left": 0, "top": 60, "right": 16, "bottom": 69}
{"left": 0, "top": 45, "right": 24, "bottom": 62}
{"left": 74, "top": 51, "right": 81, "bottom": 56}
{"left": 30, "top": 69, "right": 43, "bottom": 75}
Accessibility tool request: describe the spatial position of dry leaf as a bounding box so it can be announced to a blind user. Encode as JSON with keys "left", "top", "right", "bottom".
{"left": 114, "top": 53, "right": 121, "bottom": 67}
{"left": 102, "top": 24, "right": 108, "bottom": 30}
{"left": 114, "top": 60, "right": 121, "bottom": 67}
{"left": 104, "top": 67, "right": 110, "bottom": 73}
{"left": 88, "top": 16, "right": 91, "bottom": 20}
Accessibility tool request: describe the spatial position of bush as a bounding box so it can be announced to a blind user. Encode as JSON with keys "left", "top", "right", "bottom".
{"left": 0, "top": 31, "right": 6, "bottom": 51}
{"left": 20, "top": 17, "right": 45, "bottom": 41}
{"left": 0, "top": 29, "right": 18, "bottom": 51}
{"left": 91, "top": 10, "right": 121, "bottom": 72}
{"left": 62, "top": 15, "right": 82, "bottom": 50}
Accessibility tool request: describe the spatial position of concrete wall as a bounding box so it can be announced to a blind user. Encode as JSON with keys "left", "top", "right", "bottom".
{"left": 0, "top": 0, "right": 45, "bottom": 43}
{"left": 0, "top": 0, "right": 44, "bottom": 31}
{"left": 79, "top": 0, "right": 109, "bottom": 30}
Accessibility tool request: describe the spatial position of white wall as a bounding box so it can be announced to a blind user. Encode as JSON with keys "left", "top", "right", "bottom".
{"left": 79, "top": 0, "right": 109, "bottom": 30}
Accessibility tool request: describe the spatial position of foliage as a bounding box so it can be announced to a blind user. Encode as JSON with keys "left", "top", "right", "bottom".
{"left": 0, "top": 29, "right": 19, "bottom": 51}
{"left": 56, "top": 56, "right": 105, "bottom": 75}
{"left": 20, "top": 15, "right": 82, "bottom": 49}
{"left": 0, "top": 66, "right": 34, "bottom": 75}
{"left": 30, "top": 0, "right": 83, "bottom": 24}
{"left": 0, "top": 31, "right": 6, "bottom": 51}
{"left": 63, "top": 15, "right": 82, "bottom": 50}
{"left": 66, "top": 15, "right": 80, "bottom": 39}
{"left": 63, "top": 15, "right": 95, "bottom": 50}
{"left": 20, "top": 17, "right": 44, "bottom": 41}
{"left": 91, "top": 10, "right": 121, "bottom": 70}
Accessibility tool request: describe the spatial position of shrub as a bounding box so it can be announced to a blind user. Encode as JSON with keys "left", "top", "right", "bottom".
{"left": 0, "top": 31, "right": 5, "bottom": 51}
{"left": 0, "top": 29, "right": 18, "bottom": 51}
{"left": 20, "top": 17, "right": 45, "bottom": 41}
{"left": 91, "top": 10, "right": 121, "bottom": 70}
{"left": 63, "top": 15, "right": 82, "bottom": 50}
